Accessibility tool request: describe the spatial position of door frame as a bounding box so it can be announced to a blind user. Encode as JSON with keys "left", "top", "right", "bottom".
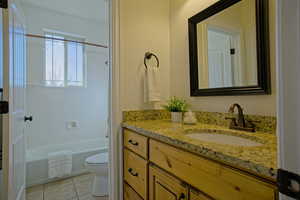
{"left": 276, "top": 0, "right": 300, "bottom": 199}
{"left": 2, "top": 5, "right": 11, "bottom": 200}
{"left": 2, "top": 0, "right": 27, "bottom": 199}
{"left": 109, "top": 0, "right": 122, "bottom": 199}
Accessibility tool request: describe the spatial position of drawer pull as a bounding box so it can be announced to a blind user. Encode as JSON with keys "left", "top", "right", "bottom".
{"left": 165, "top": 155, "right": 172, "bottom": 168}
{"left": 179, "top": 193, "right": 186, "bottom": 200}
{"left": 128, "top": 139, "right": 139, "bottom": 146}
{"left": 128, "top": 168, "right": 139, "bottom": 177}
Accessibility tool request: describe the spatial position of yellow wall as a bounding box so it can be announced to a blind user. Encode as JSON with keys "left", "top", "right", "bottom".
{"left": 170, "top": 0, "right": 276, "bottom": 116}
{"left": 120, "top": 0, "right": 171, "bottom": 110}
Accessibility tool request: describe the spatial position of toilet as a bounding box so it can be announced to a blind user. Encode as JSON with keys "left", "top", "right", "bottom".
{"left": 85, "top": 152, "right": 108, "bottom": 197}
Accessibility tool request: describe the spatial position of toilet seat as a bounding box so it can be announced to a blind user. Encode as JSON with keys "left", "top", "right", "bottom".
{"left": 86, "top": 152, "right": 108, "bottom": 165}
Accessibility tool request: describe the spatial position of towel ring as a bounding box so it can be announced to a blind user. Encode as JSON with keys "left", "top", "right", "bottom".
{"left": 144, "top": 52, "right": 159, "bottom": 69}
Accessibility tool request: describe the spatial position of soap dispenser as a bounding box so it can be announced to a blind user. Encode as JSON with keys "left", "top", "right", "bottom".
{"left": 183, "top": 110, "right": 197, "bottom": 125}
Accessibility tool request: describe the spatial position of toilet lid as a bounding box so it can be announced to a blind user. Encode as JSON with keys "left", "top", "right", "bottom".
{"left": 86, "top": 152, "right": 108, "bottom": 164}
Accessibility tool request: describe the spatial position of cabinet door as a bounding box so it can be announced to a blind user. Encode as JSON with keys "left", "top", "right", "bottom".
{"left": 124, "top": 183, "right": 143, "bottom": 200}
{"left": 149, "top": 165, "right": 188, "bottom": 200}
{"left": 190, "top": 189, "right": 214, "bottom": 200}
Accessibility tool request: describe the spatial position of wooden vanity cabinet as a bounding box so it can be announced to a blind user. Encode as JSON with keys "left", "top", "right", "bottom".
{"left": 123, "top": 129, "right": 278, "bottom": 200}
{"left": 124, "top": 183, "right": 144, "bottom": 200}
{"left": 189, "top": 189, "right": 214, "bottom": 200}
{"left": 149, "top": 165, "right": 188, "bottom": 200}
{"left": 124, "top": 149, "right": 148, "bottom": 199}
{"left": 123, "top": 130, "right": 149, "bottom": 200}
{"left": 149, "top": 139, "right": 277, "bottom": 200}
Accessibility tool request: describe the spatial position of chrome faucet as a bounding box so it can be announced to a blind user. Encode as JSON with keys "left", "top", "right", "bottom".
{"left": 226, "top": 103, "right": 256, "bottom": 132}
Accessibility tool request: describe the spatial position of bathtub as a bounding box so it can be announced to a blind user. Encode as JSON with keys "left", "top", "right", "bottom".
{"left": 26, "top": 138, "right": 108, "bottom": 187}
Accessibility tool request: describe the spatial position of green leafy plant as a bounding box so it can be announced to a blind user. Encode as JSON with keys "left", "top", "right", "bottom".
{"left": 163, "top": 97, "right": 188, "bottom": 112}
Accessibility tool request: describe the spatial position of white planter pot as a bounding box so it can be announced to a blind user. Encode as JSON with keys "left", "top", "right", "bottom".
{"left": 171, "top": 112, "right": 183, "bottom": 123}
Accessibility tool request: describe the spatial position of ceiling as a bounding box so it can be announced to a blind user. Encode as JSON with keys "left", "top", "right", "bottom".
{"left": 21, "top": 0, "right": 108, "bottom": 22}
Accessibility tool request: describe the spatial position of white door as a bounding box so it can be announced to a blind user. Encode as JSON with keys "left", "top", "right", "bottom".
{"left": 207, "top": 28, "right": 233, "bottom": 88}
{"left": 2, "top": 0, "right": 26, "bottom": 199}
{"left": 277, "top": 0, "right": 300, "bottom": 199}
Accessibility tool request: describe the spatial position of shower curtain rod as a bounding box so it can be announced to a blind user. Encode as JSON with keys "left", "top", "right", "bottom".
{"left": 26, "top": 34, "right": 108, "bottom": 49}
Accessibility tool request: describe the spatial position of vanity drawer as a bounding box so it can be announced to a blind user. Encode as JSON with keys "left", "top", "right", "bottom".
{"left": 124, "top": 149, "right": 148, "bottom": 199}
{"left": 124, "top": 129, "right": 148, "bottom": 159}
{"left": 149, "top": 139, "right": 277, "bottom": 200}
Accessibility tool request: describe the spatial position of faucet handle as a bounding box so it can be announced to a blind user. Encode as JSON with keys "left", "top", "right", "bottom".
{"left": 246, "top": 120, "right": 260, "bottom": 130}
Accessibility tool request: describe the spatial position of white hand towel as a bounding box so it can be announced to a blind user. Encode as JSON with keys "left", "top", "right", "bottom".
{"left": 48, "top": 151, "right": 72, "bottom": 179}
{"left": 144, "top": 66, "right": 161, "bottom": 103}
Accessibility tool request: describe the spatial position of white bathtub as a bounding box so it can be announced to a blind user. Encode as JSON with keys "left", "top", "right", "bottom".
{"left": 26, "top": 138, "right": 108, "bottom": 187}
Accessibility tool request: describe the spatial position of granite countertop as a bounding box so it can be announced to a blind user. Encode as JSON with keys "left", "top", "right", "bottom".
{"left": 122, "top": 120, "right": 277, "bottom": 181}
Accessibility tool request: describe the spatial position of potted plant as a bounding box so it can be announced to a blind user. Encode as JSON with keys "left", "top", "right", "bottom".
{"left": 163, "top": 97, "right": 188, "bottom": 123}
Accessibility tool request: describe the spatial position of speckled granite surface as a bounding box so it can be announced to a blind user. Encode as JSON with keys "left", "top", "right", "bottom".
{"left": 123, "top": 110, "right": 277, "bottom": 133}
{"left": 195, "top": 111, "right": 277, "bottom": 134}
{"left": 122, "top": 120, "right": 277, "bottom": 180}
{"left": 123, "top": 110, "right": 171, "bottom": 121}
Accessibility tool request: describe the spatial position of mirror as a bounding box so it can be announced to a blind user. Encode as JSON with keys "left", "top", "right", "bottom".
{"left": 188, "top": 0, "right": 271, "bottom": 96}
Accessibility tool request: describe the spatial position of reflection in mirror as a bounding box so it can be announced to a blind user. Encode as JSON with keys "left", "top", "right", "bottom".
{"left": 197, "top": 0, "right": 257, "bottom": 89}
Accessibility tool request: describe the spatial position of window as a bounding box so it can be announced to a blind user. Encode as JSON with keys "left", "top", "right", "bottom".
{"left": 45, "top": 32, "right": 85, "bottom": 87}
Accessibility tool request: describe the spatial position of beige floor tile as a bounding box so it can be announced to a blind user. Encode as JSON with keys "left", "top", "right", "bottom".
{"left": 44, "top": 178, "right": 77, "bottom": 200}
{"left": 45, "top": 178, "right": 73, "bottom": 187}
{"left": 78, "top": 194, "right": 108, "bottom": 200}
{"left": 26, "top": 185, "right": 44, "bottom": 200}
{"left": 73, "top": 173, "right": 94, "bottom": 183}
{"left": 77, "top": 193, "right": 93, "bottom": 200}
{"left": 26, "top": 174, "right": 107, "bottom": 200}
{"left": 93, "top": 196, "right": 108, "bottom": 200}
{"left": 73, "top": 174, "right": 94, "bottom": 197}
{"left": 74, "top": 184, "right": 93, "bottom": 197}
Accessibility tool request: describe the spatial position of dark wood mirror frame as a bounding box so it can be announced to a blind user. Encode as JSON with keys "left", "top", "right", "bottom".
{"left": 188, "top": 0, "right": 271, "bottom": 96}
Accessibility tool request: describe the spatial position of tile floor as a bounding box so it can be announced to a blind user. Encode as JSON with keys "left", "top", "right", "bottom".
{"left": 26, "top": 173, "right": 108, "bottom": 200}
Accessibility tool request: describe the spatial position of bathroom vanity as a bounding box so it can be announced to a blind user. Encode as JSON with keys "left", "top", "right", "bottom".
{"left": 122, "top": 119, "right": 278, "bottom": 200}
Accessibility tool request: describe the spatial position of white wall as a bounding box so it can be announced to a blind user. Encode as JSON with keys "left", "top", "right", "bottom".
{"left": 120, "top": 0, "right": 171, "bottom": 110}
{"left": 170, "top": 0, "right": 277, "bottom": 116}
{"left": 23, "top": 3, "right": 110, "bottom": 150}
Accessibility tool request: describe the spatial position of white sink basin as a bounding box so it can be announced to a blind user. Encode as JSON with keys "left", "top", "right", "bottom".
{"left": 186, "top": 133, "right": 263, "bottom": 147}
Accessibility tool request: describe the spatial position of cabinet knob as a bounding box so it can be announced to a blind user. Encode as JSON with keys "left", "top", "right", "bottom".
{"left": 128, "top": 168, "right": 139, "bottom": 177}
{"left": 179, "top": 193, "right": 185, "bottom": 200}
{"left": 128, "top": 140, "right": 139, "bottom": 146}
